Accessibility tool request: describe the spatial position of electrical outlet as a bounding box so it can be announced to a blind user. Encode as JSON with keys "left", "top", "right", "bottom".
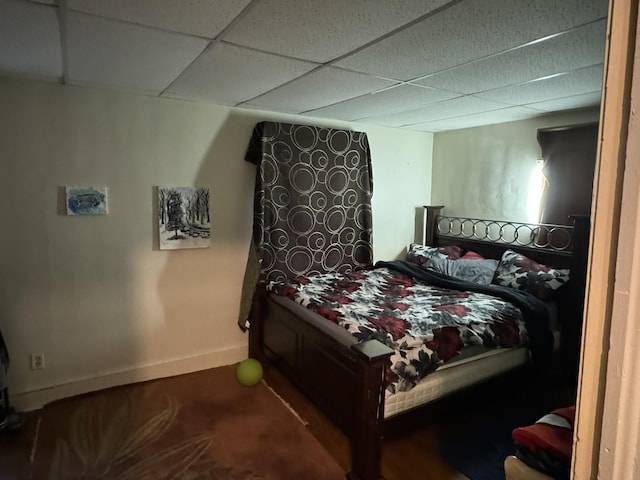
{"left": 30, "top": 353, "right": 45, "bottom": 370}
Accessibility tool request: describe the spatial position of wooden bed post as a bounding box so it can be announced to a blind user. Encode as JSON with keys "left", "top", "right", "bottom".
{"left": 423, "top": 205, "right": 444, "bottom": 246}
{"left": 563, "top": 214, "right": 591, "bottom": 381}
{"left": 570, "top": 215, "right": 590, "bottom": 287}
{"left": 347, "top": 340, "right": 393, "bottom": 480}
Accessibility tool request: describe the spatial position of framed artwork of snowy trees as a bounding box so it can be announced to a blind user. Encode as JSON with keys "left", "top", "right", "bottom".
{"left": 158, "top": 186, "right": 211, "bottom": 250}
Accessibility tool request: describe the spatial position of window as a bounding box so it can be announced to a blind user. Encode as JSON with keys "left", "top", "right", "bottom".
{"left": 527, "top": 160, "right": 544, "bottom": 224}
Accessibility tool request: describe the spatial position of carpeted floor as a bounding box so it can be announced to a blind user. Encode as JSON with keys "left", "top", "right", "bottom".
{"left": 435, "top": 374, "right": 573, "bottom": 480}
{"left": 0, "top": 365, "right": 576, "bottom": 480}
{"left": 437, "top": 402, "right": 548, "bottom": 480}
{"left": 28, "top": 365, "right": 345, "bottom": 480}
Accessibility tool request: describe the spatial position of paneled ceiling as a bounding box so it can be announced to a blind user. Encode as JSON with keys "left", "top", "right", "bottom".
{"left": 0, "top": 0, "right": 608, "bottom": 132}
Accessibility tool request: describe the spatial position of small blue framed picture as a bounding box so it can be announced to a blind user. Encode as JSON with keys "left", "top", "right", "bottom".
{"left": 66, "top": 186, "right": 108, "bottom": 215}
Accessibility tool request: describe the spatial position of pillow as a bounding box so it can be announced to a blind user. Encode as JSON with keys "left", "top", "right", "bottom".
{"left": 460, "top": 250, "right": 485, "bottom": 260}
{"left": 426, "top": 257, "right": 499, "bottom": 286}
{"left": 493, "top": 249, "right": 570, "bottom": 299}
{"left": 406, "top": 243, "right": 462, "bottom": 266}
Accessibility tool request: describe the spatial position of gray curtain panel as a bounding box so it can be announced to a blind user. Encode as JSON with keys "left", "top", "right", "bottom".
{"left": 537, "top": 123, "right": 598, "bottom": 226}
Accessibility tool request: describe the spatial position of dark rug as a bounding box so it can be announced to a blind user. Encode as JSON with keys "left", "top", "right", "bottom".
{"left": 31, "top": 365, "right": 345, "bottom": 480}
{"left": 437, "top": 395, "right": 549, "bottom": 480}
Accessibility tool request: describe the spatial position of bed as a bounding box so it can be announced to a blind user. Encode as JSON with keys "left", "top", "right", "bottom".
{"left": 247, "top": 206, "right": 589, "bottom": 480}
{"left": 241, "top": 121, "right": 589, "bottom": 480}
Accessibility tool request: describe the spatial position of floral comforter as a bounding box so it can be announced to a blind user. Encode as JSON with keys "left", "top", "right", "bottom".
{"left": 267, "top": 262, "right": 543, "bottom": 394}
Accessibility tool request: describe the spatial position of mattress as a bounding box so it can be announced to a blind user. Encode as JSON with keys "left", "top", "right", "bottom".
{"left": 267, "top": 266, "right": 536, "bottom": 395}
{"left": 384, "top": 346, "right": 530, "bottom": 417}
{"left": 264, "top": 272, "right": 558, "bottom": 418}
{"left": 383, "top": 299, "right": 560, "bottom": 418}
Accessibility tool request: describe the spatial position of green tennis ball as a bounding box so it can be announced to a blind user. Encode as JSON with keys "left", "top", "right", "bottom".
{"left": 236, "top": 358, "right": 263, "bottom": 387}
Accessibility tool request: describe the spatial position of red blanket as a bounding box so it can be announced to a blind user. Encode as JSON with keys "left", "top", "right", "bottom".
{"left": 512, "top": 405, "right": 575, "bottom": 478}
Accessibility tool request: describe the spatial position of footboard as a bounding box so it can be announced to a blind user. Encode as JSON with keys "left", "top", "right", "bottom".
{"left": 249, "top": 286, "right": 392, "bottom": 480}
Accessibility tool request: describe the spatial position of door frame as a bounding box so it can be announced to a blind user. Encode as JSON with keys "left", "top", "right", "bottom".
{"left": 572, "top": 0, "right": 638, "bottom": 478}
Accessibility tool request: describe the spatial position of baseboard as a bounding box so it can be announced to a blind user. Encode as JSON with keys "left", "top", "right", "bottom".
{"left": 12, "top": 343, "right": 248, "bottom": 412}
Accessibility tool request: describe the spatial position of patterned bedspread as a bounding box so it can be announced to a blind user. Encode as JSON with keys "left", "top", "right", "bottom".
{"left": 267, "top": 265, "right": 532, "bottom": 394}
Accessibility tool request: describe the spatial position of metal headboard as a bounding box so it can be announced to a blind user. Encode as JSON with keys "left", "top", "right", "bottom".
{"left": 435, "top": 215, "right": 574, "bottom": 252}
{"left": 423, "top": 205, "right": 590, "bottom": 270}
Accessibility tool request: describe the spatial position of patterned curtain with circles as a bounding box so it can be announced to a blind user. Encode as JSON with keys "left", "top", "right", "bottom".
{"left": 245, "top": 121, "right": 374, "bottom": 285}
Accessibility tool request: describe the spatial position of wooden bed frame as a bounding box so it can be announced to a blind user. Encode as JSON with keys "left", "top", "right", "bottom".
{"left": 248, "top": 206, "right": 590, "bottom": 480}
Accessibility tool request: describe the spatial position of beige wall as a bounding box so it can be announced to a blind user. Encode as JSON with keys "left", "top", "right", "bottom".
{"left": 431, "top": 109, "right": 600, "bottom": 222}
{"left": 0, "top": 77, "right": 433, "bottom": 410}
{"left": 366, "top": 126, "right": 433, "bottom": 260}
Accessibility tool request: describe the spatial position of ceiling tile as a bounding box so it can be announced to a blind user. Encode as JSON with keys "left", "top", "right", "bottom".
{"left": 410, "top": 107, "right": 546, "bottom": 132}
{"left": 2, "top": 0, "right": 611, "bottom": 133}
{"left": 245, "top": 67, "right": 396, "bottom": 113}
{"left": 304, "top": 84, "right": 459, "bottom": 121}
{"left": 222, "top": 0, "right": 452, "bottom": 63}
{"left": 413, "top": 20, "right": 606, "bottom": 94}
{"left": 0, "top": 0, "right": 62, "bottom": 78}
{"left": 66, "top": 0, "right": 251, "bottom": 38}
{"left": 474, "top": 64, "right": 604, "bottom": 105}
{"left": 335, "top": 0, "right": 608, "bottom": 80}
{"left": 524, "top": 91, "right": 602, "bottom": 112}
{"left": 364, "top": 96, "right": 513, "bottom": 128}
{"left": 163, "top": 43, "right": 318, "bottom": 105}
{"left": 66, "top": 12, "right": 209, "bottom": 94}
